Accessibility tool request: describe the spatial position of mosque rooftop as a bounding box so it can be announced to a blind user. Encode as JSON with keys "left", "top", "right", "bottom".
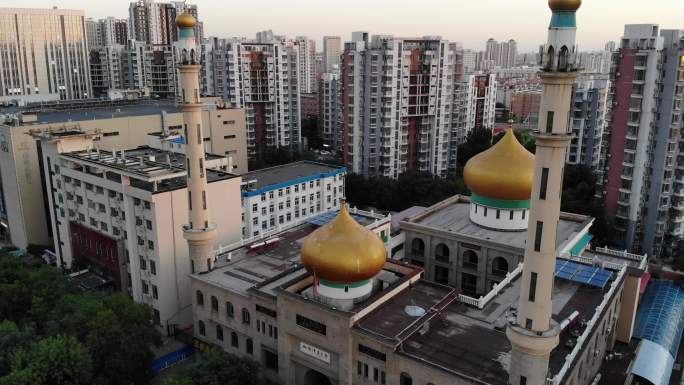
{"left": 191, "top": 207, "right": 389, "bottom": 296}
{"left": 355, "top": 261, "right": 630, "bottom": 385}
{"left": 401, "top": 195, "right": 592, "bottom": 253}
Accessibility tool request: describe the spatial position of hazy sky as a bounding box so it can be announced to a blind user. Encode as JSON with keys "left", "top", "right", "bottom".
{"left": 6, "top": 0, "right": 683, "bottom": 51}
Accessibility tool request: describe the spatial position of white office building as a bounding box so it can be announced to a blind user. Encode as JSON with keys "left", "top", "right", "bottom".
{"left": 34, "top": 129, "right": 242, "bottom": 332}
{"left": 240, "top": 162, "right": 345, "bottom": 239}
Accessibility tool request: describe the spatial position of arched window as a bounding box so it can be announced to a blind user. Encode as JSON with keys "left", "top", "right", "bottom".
{"left": 463, "top": 250, "right": 479, "bottom": 270}
{"left": 226, "top": 301, "right": 234, "bottom": 318}
{"left": 231, "top": 331, "right": 239, "bottom": 348}
{"left": 411, "top": 238, "right": 425, "bottom": 257}
{"left": 196, "top": 290, "right": 204, "bottom": 306}
{"left": 558, "top": 45, "right": 569, "bottom": 71}
{"left": 211, "top": 296, "right": 218, "bottom": 312}
{"left": 400, "top": 372, "right": 413, "bottom": 385}
{"left": 198, "top": 320, "right": 205, "bottom": 336}
{"left": 435, "top": 243, "right": 450, "bottom": 263}
{"left": 246, "top": 338, "right": 253, "bottom": 355}
{"left": 546, "top": 45, "right": 555, "bottom": 70}
{"left": 216, "top": 325, "right": 223, "bottom": 341}
{"left": 242, "top": 308, "right": 251, "bottom": 325}
{"left": 492, "top": 257, "right": 509, "bottom": 277}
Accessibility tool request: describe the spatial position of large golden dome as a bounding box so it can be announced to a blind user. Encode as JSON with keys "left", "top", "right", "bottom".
{"left": 464, "top": 128, "right": 535, "bottom": 201}
{"left": 301, "top": 203, "right": 386, "bottom": 283}
{"left": 175, "top": 13, "right": 196, "bottom": 28}
{"left": 548, "top": 0, "right": 581, "bottom": 11}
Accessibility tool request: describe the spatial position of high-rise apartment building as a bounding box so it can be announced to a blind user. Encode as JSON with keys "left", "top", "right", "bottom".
{"left": 319, "top": 71, "right": 343, "bottom": 149}
{"left": 566, "top": 74, "right": 610, "bottom": 170}
{"left": 200, "top": 35, "right": 302, "bottom": 160}
{"left": 323, "top": 36, "right": 342, "bottom": 73}
{"left": 465, "top": 73, "right": 497, "bottom": 134}
{"left": 294, "top": 37, "right": 316, "bottom": 94}
{"left": 483, "top": 38, "right": 517, "bottom": 69}
{"left": 128, "top": 0, "right": 200, "bottom": 45}
{"left": 602, "top": 25, "right": 684, "bottom": 257}
{"left": 341, "top": 33, "right": 460, "bottom": 178}
{"left": 0, "top": 8, "right": 92, "bottom": 104}
{"left": 86, "top": 17, "right": 129, "bottom": 48}
{"left": 577, "top": 50, "right": 612, "bottom": 74}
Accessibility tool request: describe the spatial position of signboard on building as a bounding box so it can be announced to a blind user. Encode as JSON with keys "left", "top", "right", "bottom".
{"left": 300, "top": 341, "right": 330, "bottom": 364}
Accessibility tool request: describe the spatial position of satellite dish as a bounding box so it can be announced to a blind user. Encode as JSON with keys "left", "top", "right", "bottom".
{"left": 404, "top": 305, "right": 426, "bottom": 317}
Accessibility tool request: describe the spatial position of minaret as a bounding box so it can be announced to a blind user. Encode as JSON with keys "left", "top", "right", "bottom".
{"left": 176, "top": 12, "right": 216, "bottom": 274}
{"left": 506, "top": 1, "right": 581, "bottom": 385}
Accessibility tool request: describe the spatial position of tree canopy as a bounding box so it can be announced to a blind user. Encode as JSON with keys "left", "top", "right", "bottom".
{"left": 163, "top": 349, "right": 262, "bottom": 385}
{"left": 0, "top": 255, "right": 161, "bottom": 385}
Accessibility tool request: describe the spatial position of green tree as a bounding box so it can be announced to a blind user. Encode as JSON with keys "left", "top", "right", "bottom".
{"left": 164, "top": 349, "right": 262, "bottom": 385}
{"left": 0, "top": 335, "right": 92, "bottom": 385}
{"left": 0, "top": 321, "right": 34, "bottom": 376}
{"left": 48, "top": 293, "right": 161, "bottom": 385}
{"left": 457, "top": 128, "right": 492, "bottom": 169}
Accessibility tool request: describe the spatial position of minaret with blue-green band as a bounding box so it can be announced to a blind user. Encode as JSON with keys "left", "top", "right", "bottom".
{"left": 506, "top": 1, "right": 581, "bottom": 385}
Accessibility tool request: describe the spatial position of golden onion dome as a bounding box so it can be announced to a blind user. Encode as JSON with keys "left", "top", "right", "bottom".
{"left": 548, "top": 0, "right": 581, "bottom": 11}
{"left": 464, "top": 128, "right": 535, "bottom": 201}
{"left": 301, "top": 203, "right": 386, "bottom": 283}
{"left": 175, "top": 12, "right": 197, "bottom": 28}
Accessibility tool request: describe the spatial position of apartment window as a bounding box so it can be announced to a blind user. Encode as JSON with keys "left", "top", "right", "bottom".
{"left": 148, "top": 240, "right": 155, "bottom": 250}
{"left": 546, "top": 111, "right": 554, "bottom": 133}
{"left": 246, "top": 338, "right": 253, "bottom": 354}
{"left": 198, "top": 320, "right": 205, "bottom": 336}
{"left": 139, "top": 257, "right": 147, "bottom": 270}
{"left": 525, "top": 318, "right": 533, "bottom": 329}
{"left": 226, "top": 302, "right": 234, "bottom": 318}
{"left": 146, "top": 220, "right": 152, "bottom": 230}
{"left": 540, "top": 168, "right": 549, "bottom": 200}
{"left": 211, "top": 296, "right": 219, "bottom": 312}
{"left": 202, "top": 191, "right": 207, "bottom": 210}
{"left": 216, "top": 325, "right": 223, "bottom": 341}
{"left": 534, "top": 221, "right": 543, "bottom": 252}
{"left": 520, "top": 376, "right": 527, "bottom": 385}
{"left": 152, "top": 285, "right": 158, "bottom": 299}
{"left": 150, "top": 260, "right": 156, "bottom": 275}
{"left": 231, "top": 332, "right": 239, "bottom": 348}
{"left": 142, "top": 281, "right": 149, "bottom": 294}
{"left": 252, "top": 204, "right": 257, "bottom": 212}
{"left": 242, "top": 308, "right": 251, "bottom": 324}
{"left": 196, "top": 290, "right": 204, "bottom": 306}
{"left": 529, "top": 272, "right": 538, "bottom": 302}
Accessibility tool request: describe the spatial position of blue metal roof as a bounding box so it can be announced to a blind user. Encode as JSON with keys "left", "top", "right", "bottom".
{"left": 634, "top": 280, "right": 684, "bottom": 358}
{"left": 631, "top": 339, "right": 674, "bottom": 385}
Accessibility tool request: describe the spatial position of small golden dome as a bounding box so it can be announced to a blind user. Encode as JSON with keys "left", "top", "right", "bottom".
{"left": 175, "top": 13, "right": 196, "bottom": 28}
{"left": 464, "top": 128, "right": 535, "bottom": 201}
{"left": 301, "top": 203, "right": 386, "bottom": 283}
{"left": 548, "top": 0, "right": 581, "bottom": 11}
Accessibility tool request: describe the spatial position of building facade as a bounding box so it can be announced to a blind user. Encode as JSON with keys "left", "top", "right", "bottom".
{"left": 341, "top": 33, "right": 460, "bottom": 178}
{"left": 566, "top": 74, "right": 610, "bottom": 170}
{"left": 240, "top": 162, "right": 345, "bottom": 239}
{"left": 200, "top": 35, "right": 302, "bottom": 160}
{"left": 319, "top": 71, "right": 343, "bottom": 149}
{"left": 35, "top": 131, "right": 242, "bottom": 332}
{"left": 465, "top": 73, "right": 497, "bottom": 134}
{"left": 294, "top": 37, "right": 317, "bottom": 94}
{"left": 602, "top": 25, "right": 684, "bottom": 256}
{"left": 323, "top": 36, "right": 342, "bottom": 74}
{"left": 86, "top": 17, "right": 128, "bottom": 48}
{"left": 0, "top": 8, "right": 92, "bottom": 104}
{"left": 128, "top": 0, "right": 200, "bottom": 45}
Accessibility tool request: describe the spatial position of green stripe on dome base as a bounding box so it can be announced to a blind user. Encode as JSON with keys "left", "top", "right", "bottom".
{"left": 471, "top": 193, "right": 531, "bottom": 209}
{"left": 319, "top": 279, "right": 371, "bottom": 289}
{"left": 550, "top": 11, "right": 577, "bottom": 28}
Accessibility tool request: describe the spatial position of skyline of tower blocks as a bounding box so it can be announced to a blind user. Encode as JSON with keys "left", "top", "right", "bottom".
{"left": 506, "top": 1, "right": 582, "bottom": 385}
{"left": 177, "top": 12, "right": 217, "bottom": 274}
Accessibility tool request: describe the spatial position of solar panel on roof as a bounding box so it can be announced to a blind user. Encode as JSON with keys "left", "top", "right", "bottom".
{"left": 554, "top": 258, "right": 612, "bottom": 288}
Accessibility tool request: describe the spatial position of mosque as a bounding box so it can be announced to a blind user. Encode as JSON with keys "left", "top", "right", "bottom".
{"left": 185, "top": 1, "right": 678, "bottom": 385}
